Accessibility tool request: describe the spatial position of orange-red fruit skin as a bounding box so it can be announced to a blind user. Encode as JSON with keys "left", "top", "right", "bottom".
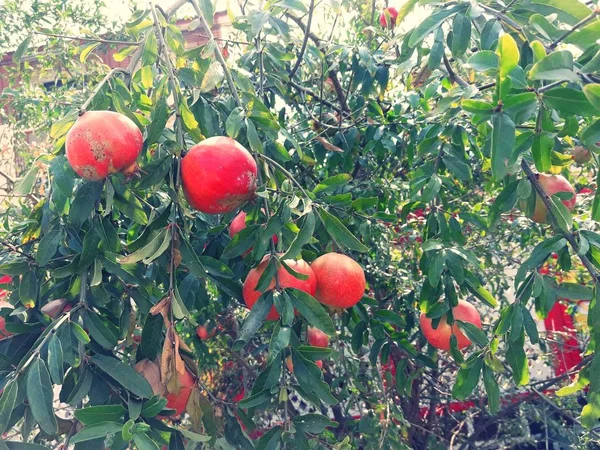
{"left": 286, "top": 356, "right": 323, "bottom": 373}
{"left": 529, "top": 174, "right": 576, "bottom": 224}
{"left": 66, "top": 111, "right": 143, "bottom": 181}
{"left": 181, "top": 137, "right": 257, "bottom": 214}
{"left": 242, "top": 256, "right": 317, "bottom": 320}
{"left": 307, "top": 326, "right": 329, "bottom": 348}
{"left": 165, "top": 369, "right": 195, "bottom": 416}
{"left": 311, "top": 253, "right": 366, "bottom": 309}
{"left": 379, "top": 7, "right": 398, "bottom": 28}
{"left": 419, "top": 300, "right": 482, "bottom": 351}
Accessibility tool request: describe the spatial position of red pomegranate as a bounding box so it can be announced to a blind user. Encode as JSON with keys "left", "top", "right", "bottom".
{"left": 242, "top": 255, "right": 317, "bottom": 320}
{"left": 419, "top": 300, "right": 482, "bottom": 351}
{"left": 526, "top": 174, "right": 576, "bottom": 224}
{"left": 286, "top": 356, "right": 322, "bottom": 373}
{"left": 307, "top": 326, "right": 329, "bottom": 347}
{"left": 165, "top": 369, "right": 195, "bottom": 416}
{"left": 311, "top": 253, "right": 366, "bottom": 309}
{"left": 65, "top": 111, "right": 143, "bottom": 181}
{"left": 379, "top": 7, "right": 398, "bottom": 28}
{"left": 181, "top": 137, "right": 257, "bottom": 214}
{"left": 0, "top": 301, "right": 13, "bottom": 340}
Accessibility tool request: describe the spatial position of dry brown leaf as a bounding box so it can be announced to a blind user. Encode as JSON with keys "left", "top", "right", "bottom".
{"left": 149, "top": 296, "right": 171, "bottom": 326}
{"left": 161, "top": 326, "right": 186, "bottom": 394}
{"left": 315, "top": 136, "right": 343, "bottom": 153}
{"left": 134, "top": 359, "right": 165, "bottom": 396}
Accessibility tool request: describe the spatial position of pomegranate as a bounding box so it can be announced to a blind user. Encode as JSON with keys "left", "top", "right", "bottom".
{"left": 181, "top": 137, "right": 257, "bottom": 214}
{"left": 307, "top": 326, "right": 329, "bottom": 348}
{"left": 65, "top": 111, "right": 143, "bottom": 181}
{"left": 0, "top": 301, "right": 13, "bottom": 340}
{"left": 524, "top": 174, "right": 576, "bottom": 224}
{"left": 572, "top": 146, "right": 592, "bottom": 164}
{"left": 311, "top": 253, "right": 366, "bottom": 309}
{"left": 165, "top": 369, "right": 195, "bottom": 416}
{"left": 379, "top": 7, "right": 398, "bottom": 28}
{"left": 242, "top": 255, "right": 317, "bottom": 321}
{"left": 419, "top": 300, "right": 482, "bottom": 351}
{"left": 196, "top": 325, "right": 216, "bottom": 340}
{"left": 286, "top": 356, "right": 323, "bottom": 373}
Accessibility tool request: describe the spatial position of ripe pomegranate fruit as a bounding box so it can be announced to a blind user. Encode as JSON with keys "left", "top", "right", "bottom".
{"left": 419, "top": 300, "right": 482, "bottom": 351}
{"left": 65, "top": 111, "right": 143, "bottom": 181}
{"left": 524, "top": 174, "right": 576, "bottom": 224}
{"left": 242, "top": 255, "right": 317, "bottom": 321}
{"left": 311, "top": 253, "right": 366, "bottom": 309}
{"left": 196, "top": 325, "right": 216, "bottom": 340}
{"left": 379, "top": 7, "right": 398, "bottom": 28}
{"left": 307, "top": 326, "right": 329, "bottom": 348}
{"left": 286, "top": 356, "right": 322, "bottom": 373}
{"left": 165, "top": 369, "right": 195, "bottom": 416}
{"left": 572, "top": 146, "right": 592, "bottom": 164}
{"left": 181, "top": 137, "right": 257, "bottom": 214}
{"left": 0, "top": 301, "right": 13, "bottom": 340}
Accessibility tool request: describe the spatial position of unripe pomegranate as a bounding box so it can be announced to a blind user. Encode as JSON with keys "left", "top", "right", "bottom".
{"left": 181, "top": 137, "right": 257, "bottom": 214}
{"left": 165, "top": 369, "right": 195, "bottom": 416}
{"left": 0, "top": 301, "right": 13, "bottom": 340}
{"left": 524, "top": 174, "right": 576, "bottom": 224}
{"left": 311, "top": 253, "right": 366, "bottom": 309}
{"left": 419, "top": 300, "right": 482, "bottom": 351}
{"left": 307, "top": 326, "right": 329, "bottom": 348}
{"left": 286, "top": 356, "right": 322, "bottom": 373}
{"left": 572, "top": 146, "right": 592, "bottom": 164}
{"left": 65, "top": 111, "right": 143, "bottom": 181}
{"left": 242, "top": 255, "right": 317, "bottom": 320}
{"left": 379, "top": 7, "right": 398, "bottom": 28}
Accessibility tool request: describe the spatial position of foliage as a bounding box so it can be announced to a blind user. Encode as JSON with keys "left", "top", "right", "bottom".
{"left": 2, "top": 0, "right": 600, "bottom": 448}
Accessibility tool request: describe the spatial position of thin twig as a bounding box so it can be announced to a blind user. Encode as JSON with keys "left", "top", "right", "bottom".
{"left": 256, "top": 153, "right": 310, "bottom": 199}
{"left": 79, "top": 68, "right": 128, "bottom": 113}
{"left": 549, "top": 12, "right": 599, "bottom": 49}
{"left": 288, "top": 0, "right": 315, "bottom": 80}
{"left": 443, "top": 53, "right": 469, "bottom": 88}
{"left": 35, "top": 30, "right": 140, "bottom": 46}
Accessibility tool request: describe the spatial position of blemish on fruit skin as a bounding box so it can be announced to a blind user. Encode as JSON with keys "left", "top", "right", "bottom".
{"left": 76, "top": 165, "right": 101, "bottom": 180}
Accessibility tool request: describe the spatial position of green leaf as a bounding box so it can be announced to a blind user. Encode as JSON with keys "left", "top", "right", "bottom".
{"left": 583, "top": 84, "right": 600, "bottom": 111}
{"left": 287, "top": 288, "right": 335, "bottom": 335}
{"left": 3, "top": 444, "right": 52, "bottom": 450}
{"left": 531, "top": 133, "right": 553, "bottom": 173}
{"left": 0, "top": 381, "right": 18, "bottom": 434}
{"left": 482, "top": 365, "right": 500, "bottom": 413}
{"left": 466, "top": 51, "right": 498, "bottom": 72}
{"left": 133, "top": 432, "right": 160, "bottom": 450}
{"left": 84, "top": 311, "right": 118, "bottom": 349}
{"left": 457, "top": 321, "right": 488, "bottom": 347}
{"left": 178, "top": 233, "right": 207, "bottom": 279}
{"left": 291, "top": 349, "right": 338, "bottom": 405}
{"left": 13, "top": 166, "right": 39, "bottom": 196}
{"left": 145, "top": 97, "right": 169, "bottom": 147}
{"left": 582, "top": 119, "right": 600, "bottom": 152}
{"left": 490, "top": 113, "right": 515, "bottom": 180}
{"left": 27, "top": 359, "right": 58, "bottom": 435}
{"left": 316, "top": 207, "right": 368, "bottom": 253}
{"left": 313, "top": 174, "right": 352, "bottom": 196}
{"left": 452, "top": 357, "right": 483, "bottom": 400}
{"left": 408, "top": 4, "right": 467, "bottom": 47}
{"left": 75, "top": 405, "right": 127, "bottom": 425}
{"left": 142, "top": 32, "right": 158, "bottom": 66}
{"left": 90, "top": 354, "right": 153, "bottom": 398}
{"left": 234, "top": 292, "right": 273, "bottom": 350}
{"left": 506, "top": 334, "right": 529, "bottom": 385}
{"left": 282, "top": 212, "right": 315, "bottom": 260}
{"left": 255, "top": 425, "right": 283, "bottom": 450}
{"left": 36, "top": 229, "right": 63, "bottom": 266}
{"left": 13, "top": 35, "right": 32, "bottom": 63}
{"left": 543, "top": 88, "right": 597, "bottom": 116}
{"left": 71, "top": 321, "right": 91, "bottom": 344}
{"left": 421, "top": 174, "right": 442, "bottom": 203}
{"left": 461, "top": 99, "right": 495, "bottom": 115}
{"left": 69, "top": 182, "right": 103, "bottom": 226}
{"left": 549, "top": 195, "right": 573, "bottom": 231}
{"left": 141, "top": 395, "right": 167, "bottom": 418}
{"left": 114, "top": 189, "right": 148, "bottom": 225}
{"left": 552, "top": 282, "right": 594, "bottom": 300}
{"left": 226, "top": 107, "right": 244, "bottom": 139}
{"left": 293, "top": 414, "right": 338, "bottom": 433}
{"left": 70, "top": 422, "right": 124, "bottom": 444}
{"left": 119, "top": 228, "right": 169, "bottom": 264}
{"left": 245, "top": 119, "right": 263, "bottom": 154}
{"left": 529, "top": 51, "right": 578, "bottom": 81}
{"left": 48, "top": 335, "right": 64, "bottom": 385}
{"left": 450, "top": 14, "right": 471, "bottom": 57}
{"left": 496, "top": 33, "right": 519, "bottom": 79}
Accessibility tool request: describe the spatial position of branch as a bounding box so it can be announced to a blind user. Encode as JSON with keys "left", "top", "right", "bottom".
{"left": 288, "top": 0, "right": 315, "bottom": 80}
{"left": 442, "top": 54, "right": 469, "bottom": 88}
{"left": 520, "top": 160, "right": 600, "bottom": 283}
{"left": 478, "top": 3, "right": 523, "bottom": 33}
{"left": 35, "top": 30, "right": 140, "bottom": 46}
{"left": 0, "top": 239, "right": 36, "bottom": 261}
{"left": 288, "top": 80, "right": 344, "bottom": 115}
{"left": 549, "top": 11, "right": 599, "bottom": 49}
{"left": 189, "top": 0, "right": 242, "bottom": 108}
{"left": 79, "top": 68, "right": 128, "bottom": 113}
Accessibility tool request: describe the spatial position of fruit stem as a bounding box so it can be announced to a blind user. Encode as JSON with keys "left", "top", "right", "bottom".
{"left": 79, "top": 68, "right": 129, "bottom": 114}
{"left": 521, "top": 160, "right": 600, "bottom": 283}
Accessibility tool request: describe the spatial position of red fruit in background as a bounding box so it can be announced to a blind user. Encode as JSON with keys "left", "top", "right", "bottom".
{"left": 572, "top": 146, "right": 592, "bottom": 164}
{"left": 525, "top": 174, "right": 576, "bottom": 224}
{"left": 307, "top": 326, "right": 329, "bottom": 348}
{"left": 243, "top": 255, "right": 316, "bottom": 320}
{"left": 66, "top": 111, "right": 143, "bottom": 181}
{"left": 379, "top": 7, "right": 398, "bottom": 28}
{"left": 0, "top": 301, "right": 13, "bottom": 340}
{"left": 311, "top": 253, "right": 366, "bottom": 309}
{"left": 580, "top": 187, "right": 594, "bottom": 195}
{"left": 181, "top": 137, "right": 257, "bottom": 214}
{"left": 419, "top": 300, "right": 482, "bottom": 351}
{"left": 165, "top": 369, "right": 195, "bottom": 416}
{"left": 196, "top": 325, "right": 216, "bottom": 340}
{"left": 286, "top": 356, "right": 322, "bottom": 373}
